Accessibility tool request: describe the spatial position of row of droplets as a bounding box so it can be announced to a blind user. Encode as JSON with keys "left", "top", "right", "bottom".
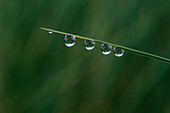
{"left": 49, "top": 31, "right": 125, "bottom": 57}
{"left": 64, "top": 35, "right": 125, "bottom": 57}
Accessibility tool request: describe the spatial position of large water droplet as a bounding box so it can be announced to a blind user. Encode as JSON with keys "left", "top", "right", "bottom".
{"left": 84, "top": 40, "right": 95, "bottom": 50}
{"left": 64, "top": 35, "right": 76, "bottom": 47}
{"left": 101, "top": 44, "right": 112, "bottom": 55}
{"left": 113, "top": 47, "right": 125, "bottom": 57}
{"left": 48, "top": 29, "right": 53, "bottom": 34}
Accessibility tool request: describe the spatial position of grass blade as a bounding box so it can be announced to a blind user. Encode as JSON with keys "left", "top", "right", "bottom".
{"left": 40, "top": 27, "right": 170, "bottom": 64}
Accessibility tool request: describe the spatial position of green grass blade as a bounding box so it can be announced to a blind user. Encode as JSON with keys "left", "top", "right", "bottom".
{"left": 40, "top": 27, "right": 170, "bottom": 64}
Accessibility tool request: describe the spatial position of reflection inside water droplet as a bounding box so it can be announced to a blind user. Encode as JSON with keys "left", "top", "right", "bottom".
{"left": 48, "top": 29, "right": 53, "bottom": 34}
{"left": 101, "top": 44, "right": 112, "bottom": 55}
{"left": 113, "top": 47, "right": 125, "bottom": 57}
{"left": 64, "top": 35, "right": 76, "bottom": 47}
{"left": 84, "top": 40, "right": 95, "bottom": 50}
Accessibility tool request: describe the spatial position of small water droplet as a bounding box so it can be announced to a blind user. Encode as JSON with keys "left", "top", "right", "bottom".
{"left": 84, "top": 40, "right": 95, "bottom": 50}
{"left": 101, "top": 44, "right": 112, "bottom": 55}
{"left": 48, "top": 29, "right": 53, "bottom": 34}
{"left": 64, "top": 35, "right": 76, "bottom": 47}
{"left": 113, "top": 47, "right": 125, "bottom": 57}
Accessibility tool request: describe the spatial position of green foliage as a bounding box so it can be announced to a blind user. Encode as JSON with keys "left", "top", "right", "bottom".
{"left": 0, "top": 0, "right": 170, "bottom": 113}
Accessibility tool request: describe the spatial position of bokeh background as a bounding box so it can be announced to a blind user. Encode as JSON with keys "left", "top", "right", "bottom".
{"left": 0, "top": 0, "right": 170, "bottom": 113}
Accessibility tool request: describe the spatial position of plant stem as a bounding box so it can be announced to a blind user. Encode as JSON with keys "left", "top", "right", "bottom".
{"left": 40, "top": 27, "right": 170, "bottom": 64}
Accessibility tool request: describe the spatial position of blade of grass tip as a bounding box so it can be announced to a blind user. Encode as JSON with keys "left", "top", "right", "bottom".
{"left": 40, "top": 27, "right": 170, "bottom": 64}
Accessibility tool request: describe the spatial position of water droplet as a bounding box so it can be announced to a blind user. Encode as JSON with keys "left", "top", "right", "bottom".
{"left": 84, "top": 40, "right": 95, "bottom": 50}
{"left": 101, "top": 44, "right": 112, "bottom": 55}
{"left": 113, "top": 47, "right": 125, "bottom": 57}
{"left": 64, "top": 35, "right": 76, "bottom": 47}
{"left": 48, "top": 29, "right": 53, "bottom": 34}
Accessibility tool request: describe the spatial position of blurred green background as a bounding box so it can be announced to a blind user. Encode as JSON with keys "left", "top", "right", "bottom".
{"left": 0, "top": 0, "right": 170, "bottom": 113}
